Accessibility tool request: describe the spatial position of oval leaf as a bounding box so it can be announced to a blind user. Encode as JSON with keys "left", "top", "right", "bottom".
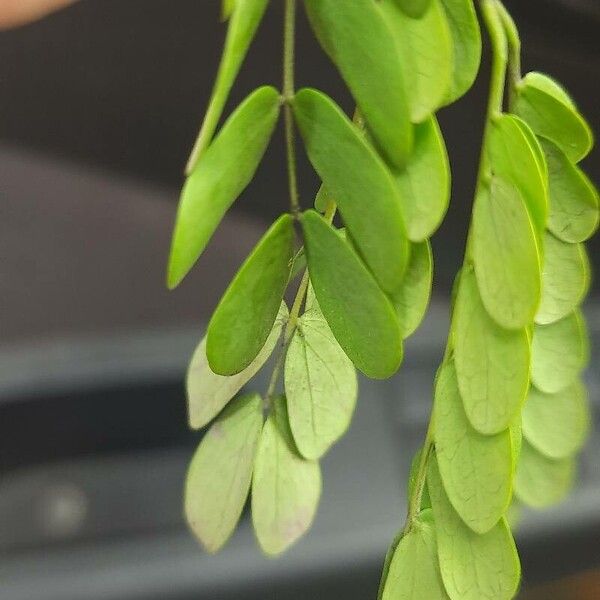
{"left": 381, "top": 0, "right": 453, "bottom": 123}
{"left": 382, "top": 510, "right": 449, "bottom": 600}
{"left": 168, "top": 86, "right": 281, "bottom": 288}
{"left": 285, "top": 306, "right": 358, "bottom": 460}
{"left": 440, "top": 0, "right": 482, "bottom": 104}
{"left": 391, "top": 240, "right": 434, "bottom": 339}
{"left": 393, "top": 116, "right": 451, "bottom": 241}
{"left": 514, "top": 441, "right": 575, "bottom": 509}
{"left": 522, "top": 381, "right": 590, "bottom": 460}
{"left": 207, "top": 214, "right": 294, "bottom": 375}
{"left": 433, "top": 362, "right": 513, "bottom": 533}
{"left": 185, "top": 393, "right": 263, "bottom": 553}
{"left": 301, "top": 210, "right": 403, "bottom": 379}
{"left": 513, "top": 73, "right": 593, "bottom": 163}
{"left": 453, "top": 268, "right": 530, "bottom": 434}
{"left": 252, "top": 396, "right": 322, "bottom": 555}
{"left": 536, "top": 232, "right": 589, "bottom": 325}
{"left": 303, "top": 0, "right": 412, "bottom": 168}
{"left": 531, "top": 310, "right": 588, "bottom": 394}
{"left": 187, "top": 302, "right": 288, "bottom": 429}
{"left": 542, "top": 139, "right": 599, "bottom": 244}
{"left": 523, "top": 72, "right": 575, "bottom": 108}
{"left": 428, "top": 457, "right": 521, "bottom": 600}
{"left": 293, "top": 89, "right": 410, "bottom": 293}
{"left": 473, "top": 176, "right": 541, "bottom": 330}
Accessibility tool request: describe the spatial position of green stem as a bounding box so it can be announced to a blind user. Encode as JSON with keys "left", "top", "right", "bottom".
{"left": 495, "top": 0, "right": 522, "bottom": 108}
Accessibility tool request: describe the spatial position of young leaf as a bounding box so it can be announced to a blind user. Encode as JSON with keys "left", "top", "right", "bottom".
{"left": 381, "top": 0, "right": 453, "bottom": 123}
{"left": 542, "top": 139, "right": 599, "bottom": 244}
{"left": 453, "top": 268, "right": 530, "bottom": 434}
{"left": 440, "top": 0, "right": 482, "bottom": 105}
{"left": 536, "top": 232, "right": 590, "bottom": 325}
{"left": 433, "top": 362, "right": 513, "bottom": 534}
{"left": 301, "top": 210, "right": 404, "bottom": 379}
{"left": 488, "top": 114, "right": 548, "bottom": 235}
{"left": 252, "top": 396, "right": 322, "bottom": 555}
{"left": 531, "top": 310, "right": 588, "bottom": 394}
{"left": 513, "top": 117, "right": 548, "bottom": 182}
{"left": 381, "top": 510, "right": 449, "bottom": 600}
{"left": 393, "top": 116, "right": 451, "bottom": 241}
{"left": 293, "top": 89, "right": 410, "bottom": 293}
{"left": 428, "top": 457, "right": 521, "bottom": 600}
{"left": 185, "top": 394, "right": 263, "bottom": 553}
{"left": 392, "top": 0, "right": 433, "bottom": 19}
{"left": 187, "top": 302, "right": 288, "bottom": 429}
{"left": 514, "top": 441, "right": 575, "bottom": 509}
{"left": 521, "top": 72, "right": 576, "bottom": 110}
{"left": 303, "top": 0, "right": 413, "bottom": 168}
{"left": 522, "top": 381, "right": 590, "bottom": 460}
{"left": 472, "top": 176, "right": 541, "bottom": 330}
{"left": 206, "top": 214, "right": 294, "bottom": 376}
{"left": 285, "top": 307, "right": 358, "bottom": 460}
{"left": 186, "top": 0, "right": 270, "bottom": 172}
{"left": 391, "top": 240, "right": 434, "bottom": 339}
{"left": 168, "top": 86, "right": 280, "bottom": 288}
{"left": 513, "top": 73, "right": 593, "bottom": 163}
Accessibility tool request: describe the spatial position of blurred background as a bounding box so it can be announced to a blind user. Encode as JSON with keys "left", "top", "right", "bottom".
{"left": 0, "top": 0, "right": 599, "bottom": 598}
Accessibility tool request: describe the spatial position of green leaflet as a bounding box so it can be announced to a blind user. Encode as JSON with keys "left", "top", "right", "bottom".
{"left": 391, "top": 240, "right": 434, "bottom": 339}
{"left": 393, "top": 116, "right": 451, "bottom": 241}
{"left": 488, "top": 114, "right": 548, "bottom": 235}
{"left": 510, "top": 415, "right": 523, "bottom": 469}
{"left": 284, "top": 306, "right": 358, "bottom": 460}
{"left": 514, "top": 440, "right": 575, "bottom": 509}
{"left": 206, "top": 214, "right": 294, "bottom": 376}
{"left": 472, "top": 176, "right": 541, "bottom": 330}
{"left": 168, "top": 86, "right": 280, "bottom": 288}
{"left": 301, "top": 210, "right": 403, "bottom": 379}
{"left": 542, "top": 139, "right": 599, "bottom": 244}
{"left": 440, "top": 0, "right": 482, "bottom": 105}
{"left": 293, "top": 89, "right": 410, "bottom": 293}
{"left": 513, "top": 73, "right": 593, "bottom": 163}
{"left": 433, "top": 362, "right": 513, "bottom": 534}
{"left": 428, "top": 457, "right": 521, "bottom": 600}
{"left": 303, "top": 0, "right": 413, "bottom": 168}
{"left": 314, "top": 184, "right": 333, "bottom": 213}
{"left": 392, "top": 0, "right": 433, "bottom": 19}
{"left": 521, "top": 72, "right": 576, "bottom": 110}
{"left": 187, "top": 302, "right": 288, "bottom": 429}
{"left": 185, "top": 394, "right": 263, "bottom": 553}
{"left": 522, "top": 381, "right": 590, "bottom": 460}
{"left": 381, "top": 510, "right": 449, "bottom": 600}
{"left": 381, "top": 0, "right": 453, "bottom": 123}
{"left": 536, "top": 232, "right": 589, "bottom": 325}
{"left": 252, "top": 396, "right": 322, "bottom": 555}
{"left": 513, "top": 116, "right": 548, "bottom": 182}
{"left": 531, "top": 310, "right": 588, "bottom": 394}
{"left": 186, "top": 0, "right": 270, "bottom": 172}
{"left": 453, "top": 268, "right": 529, "bottom": 434}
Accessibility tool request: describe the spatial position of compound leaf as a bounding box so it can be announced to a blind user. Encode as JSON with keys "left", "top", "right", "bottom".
{"left": 536, "top": 232, "right": 590, "bottom": 325}
{"left": 168, "top": 86, "right": 280, "bottom": 288}
{"left": 293, "top": 89, "right": 410, "bottom": 293}
{"left": 514, "top": 441, "right": 575, "bottom": 509}
{"left": 391, "top": 240, "right": 434, "bottom": 339}
{"left": 472, "top": 176, "right": 541, "bottom": 330}
{"left": 185, "top": 393, "right": 263, "bottom": 553}
{"left": 428, "top": 457, "right": 521, "bottom": 600}
{"left": 453, "top": 268, "right": 529, "bottom": 434}
{"left": 513, "top": 72, "right": 593, "bottom": 163}
{"left": 207, "top": 214, "right": 294, "bottom": 375}
{"left": 285, "top": 307, "right": 358, "bottom": 460}
{"left": 522, "top": 381, "right": 590, "bottom": 460}
{"left": 393, "top": 116, "right": 451, "bottom": 241}
{"left": 187, "top": 302, "right": 288, "bottom": 429}
{"left": 252, "top": 396, "right": 321, "bottom": 555}
{"left": 304, "top": 0, "right": 412, "bottom": 168}
{"left": 433, "top": 362, "right": 513, "bottom": 534}
{"left": 531, "top": 310, "right": 588, "bottom": 394}
{"left": 381, "top": 510, "right": 449, "bottom": 600}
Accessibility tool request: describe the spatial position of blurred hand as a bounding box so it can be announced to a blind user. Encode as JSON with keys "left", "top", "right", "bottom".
{"left": 0, "top": 0, "right": 77, "bottom": 30}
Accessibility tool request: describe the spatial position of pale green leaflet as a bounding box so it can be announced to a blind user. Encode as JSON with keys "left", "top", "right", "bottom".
{"left": 393, "top": 0, "right": 434, "bottom": 19}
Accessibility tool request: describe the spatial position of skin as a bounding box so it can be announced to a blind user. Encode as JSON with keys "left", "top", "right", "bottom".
{"left": 0, "top": 0, "right": 77, "bottom": 30}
